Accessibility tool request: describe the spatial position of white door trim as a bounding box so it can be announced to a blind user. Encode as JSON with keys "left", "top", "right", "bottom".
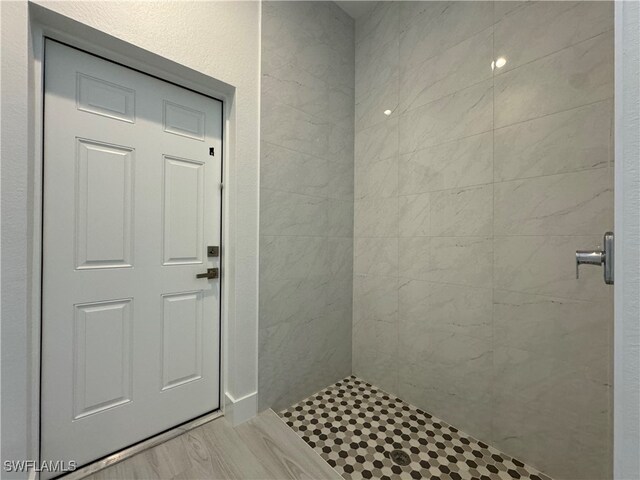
{"left": 614, "top": 1, "right": 640, "bottom": 479}
{"left": 26, "top": 6, "right": 255, "bottom": 476}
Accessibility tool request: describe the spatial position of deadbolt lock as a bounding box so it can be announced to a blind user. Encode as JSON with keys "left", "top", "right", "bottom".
{"left": 207, "top": 246, "right": 219, "bottom": 257}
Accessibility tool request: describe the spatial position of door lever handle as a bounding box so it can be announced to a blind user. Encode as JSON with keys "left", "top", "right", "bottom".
{"left": 196, "top": 268, "right": 219, "bottom": 279}
{"left": 576, "top": 232, "right": 613, "bottom": 285}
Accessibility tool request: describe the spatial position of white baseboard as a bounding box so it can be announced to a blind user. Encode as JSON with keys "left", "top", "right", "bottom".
{"left": 225, "top": 391, "right": 258, "bottom": 426}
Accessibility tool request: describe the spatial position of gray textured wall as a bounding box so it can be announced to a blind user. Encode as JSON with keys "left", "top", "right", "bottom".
{"left": 259, "top": 1, "right": 355, "bottom": 412}
{"left": 352, "top": 2, "right": 614, "bottom": 479}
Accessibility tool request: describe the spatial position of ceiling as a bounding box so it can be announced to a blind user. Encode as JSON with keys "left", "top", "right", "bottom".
{"left": 335, "top": 1, "right": 378, "bottom": 19}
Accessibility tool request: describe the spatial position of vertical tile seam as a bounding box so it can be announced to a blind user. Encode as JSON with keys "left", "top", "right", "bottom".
{"left": 490, "top": 0, "right": 497, "bottom": 446}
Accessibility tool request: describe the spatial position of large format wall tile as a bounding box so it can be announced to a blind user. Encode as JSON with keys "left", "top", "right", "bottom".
{"left": 491, "top": 390, "right": 611, "bottom": 480}
{"left": 260, "top": 189, "right": 327, "bottom": 237}
{"left": 354, "top": 197, "right": 398, "bottom": 237}
{"left": 354, "top": 237, "right": 399, "bottom": 277}
{"left": 399, "top": 26, "right": 493, "bottom": 113}
{"left": 354, "top": 155, "right": 398, "bottom": 200}
{"left": 352, "top": 3, "right": 614, "bottom": 477}
{"left": 427, "top": 236, "right": 493, "bottom": 288}
{"left": 399, "top": 279, "right": 492, "bottom": 339}
{"left": 356, "top": 36, "right": 399, "bottom": 102}
{"left": 493, "top": 289, "right": 611, "bottom": 357}
{"left": 259, "top": 276, "right": 328, "bottom": 329}
{"left": 262, "top": 63, "right": 353, "bottom": 124}
{"left": 494, "top": 31, "right": 614, "bottom": 128}
{"left": 399, "top": 1, "right": 493, "bottom": 70}
{"left": 260, "top": 1, "right": 354, "bottom": 412}
{"left": 261, "top": 141, "right": 329, "bottom": 197}
{"left": 261, "top": 98, "right": 333, "bottom": 158}
{"left": 260, "top": 235, "right": 329, "bottom": 281}
{"left": 493, "top": 235, "right": 612, "bottom": 301}
{"left": 494, "top": 1, "right": 613, "bottom": 73}
{"left": 327, "top": 198, "right": 354, "bottom": 237}
{"left": 355, "top": 117, "right": 398, "bottom": 163}
{"left": 356, "top": 76, "right": 399, "bottom": 131}
{"left": 398, "top": 132, "right": 493, "bottom": 194}
{"left": 353, "top": 274, "right": 399, "bottom": 325}
{"left": 399, "top": 79, "right": 493, "bottom": 153}
{"left": 494, "top": 168, "right": 613, "bottom": 236}
{"left": 430, "top": 184, "right": 493, "bottom": 237}
{"left": 399, "top": 193, "right": 430, "bottom": 237}
{"left": 494, "top": 99, "right": 613, "bottom": 181}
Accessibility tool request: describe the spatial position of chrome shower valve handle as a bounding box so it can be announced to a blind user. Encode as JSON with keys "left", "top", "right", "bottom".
{"left": 575, "top": 232, "right": 614, "bottom": 285}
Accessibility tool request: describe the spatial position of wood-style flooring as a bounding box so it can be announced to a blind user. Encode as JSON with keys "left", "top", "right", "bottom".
{"left": 84, "top": 409, "right": 340, "bottom": 480}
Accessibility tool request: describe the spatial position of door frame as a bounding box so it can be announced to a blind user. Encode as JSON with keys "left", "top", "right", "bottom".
{"left": 613, "top": 1, "right": 640, "bottom": 478}
{"left": 28, "top": 7, "right": 240, "bottom": 477}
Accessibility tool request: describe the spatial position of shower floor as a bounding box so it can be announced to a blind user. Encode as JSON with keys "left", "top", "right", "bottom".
{"left": 279, "top": 376, "right": 552, "bottom": 480}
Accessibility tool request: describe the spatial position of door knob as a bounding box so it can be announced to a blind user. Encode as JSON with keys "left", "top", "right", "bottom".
{"left": 196, "top": 268, "right": 219, "bottom": 279}
{"left": 576, "top": 232, "right": 613, "bottom": 285}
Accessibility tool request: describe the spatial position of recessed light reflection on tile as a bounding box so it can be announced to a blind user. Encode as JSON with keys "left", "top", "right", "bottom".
{"left": 492, "top": 57, "right": 507, "bottom": 70}
{"left": 384, "top": 109, "right": 392, "bottom": 116}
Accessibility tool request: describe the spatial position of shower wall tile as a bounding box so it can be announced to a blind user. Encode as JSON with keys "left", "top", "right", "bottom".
{"left": 356, "top": 1, "right": 398, "bottom": 49}
{"left": 329, "top": 237, "right": 354, "bottom": 276}
{"left": 356, "top": 37, "right": 399, "bottom": 101}
{"left": 399, "top": 27, "right": 493, "bottom": 113}
{"left": 494, "top": 168, "right": 613, "bottom": 236}
{"left": 353, "top": 3, "right": 614, "bottom": 478}
{"left": 260, "top": 235, "right": 329, "bottom": 281}
{"left": 493, "top": 1, "right": 531, "bottom": 21}
{"left": 493, "top": 235, "right": 612, "bottom": 302}
{"left": 355, "top": 117, "right": 398, "bottom": 163}
{"left": 327, "top": 198, "right": 354, "bottom": 237}
{"left": 353, "top": 274, "right": 399, "bottom": 326}
{"left": 261, "top": 98, "right": 332, "bottom": 158}
{"left": 398, "top": 237, "right": 431, "bottom": 281}
{"left": 355, "top": 76, "right": 399, "bottom": 132}
{"left": 260, "top": 1, "right": 354, "bottom": 412}
{"left": 494, "top": 31, "right": 614, "bottom": 128}
{"left": 260, "top": 189, "right": 327, "bottom": 237}
{"left": 353, "top": 316, "right": 398, "bottom": 357}
{"left": 430, "top": 184, "right": 493, "bottom": 237}
{"left": 262, "top": 63, "right": 353, "bottom": 123}
{"left": 354, "top": 197, "right": 398, "bottom": 237}
{"left": 397, "top": 377, "right": 494, "bottom": 443}
{"left": 352, "top": 348, "right": 398, "bottom": 395}
{"left": 354, "top": 237, "right": 399, "bottom": 276}
{"left": 399, "top": 79, "right": 493, "bottom": 153}
{"left": 261, "top": 141, "right": 329, "bottom": 197}
{"left": 399, "top": 1, "right": 493, "bottom": 70}
{"left": 493, "top": 289, "right": 611, "bottom": 356}
{"left": 399, "top": 193, "right": 431, "bottom": 237}
{"left": 399, "top": 279, "right": 492, "bottom": 339}
{"left": 427, "top": 236, "right": 493, "bottom": 288}
{"left": 491, "top": 392, "right": 611, "bottom": 480}
{"left": 398, "top": 132, "right": 493, "bottom": 194}
{"left": 354, "top": 155, "right": 398, "bottom": 200}
{"left": 494, "top": 1, "right": 613, "bottom": 73}
{"left": 259, "top": 275, "right": 328, "bottom": 328}
{"left": 494, "top": 99, "right": 613, "bottom": 181}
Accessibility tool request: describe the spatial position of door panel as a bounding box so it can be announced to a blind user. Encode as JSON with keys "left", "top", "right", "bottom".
{"left": 73, "top": 299, "right": 133, "bottom": 419}
{"left": 163, "top": 156, "right": 205, "bottom": 265}
{"left": 75, "top": 139, "right": 134, "bottom": 269}
{"left": 41, "top": 41, "right": 222, "bottom": 476}
{"left": 161, "top": 291, "right": 203, "bottom": 390}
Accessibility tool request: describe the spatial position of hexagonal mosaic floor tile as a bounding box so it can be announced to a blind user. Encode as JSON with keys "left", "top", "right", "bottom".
{"left": 279, "top": 376, "right": 552, "bottom": 480}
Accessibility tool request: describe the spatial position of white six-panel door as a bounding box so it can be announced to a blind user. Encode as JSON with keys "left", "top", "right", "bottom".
{"left": 41, "top": 41, "right": 222, "bottom": 474}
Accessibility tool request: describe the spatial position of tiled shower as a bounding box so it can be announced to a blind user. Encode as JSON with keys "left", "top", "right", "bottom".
{"left": 259, "top": 2, "right": 614, "bottom": 479}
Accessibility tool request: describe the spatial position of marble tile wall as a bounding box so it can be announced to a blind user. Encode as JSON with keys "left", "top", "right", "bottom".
{"left": 259, "top": 1, "right": 355, "bottom": 412}
{"left": 352, "top": 2, "right": 614, "bottom": 479}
